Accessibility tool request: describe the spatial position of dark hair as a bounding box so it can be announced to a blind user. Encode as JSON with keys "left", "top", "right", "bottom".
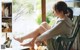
{"left": 53, "top": 1, "right": 67, "bottom": 14}
{"left": 67, "top": 7, "right": 73, "bottom": 20}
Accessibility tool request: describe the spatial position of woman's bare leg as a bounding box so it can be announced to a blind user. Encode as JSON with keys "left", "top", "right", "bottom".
{"left": 14, "top": 22, "right": 51, "bottom": 50}
{"left": 39, "top": 22, "right": 51, "bottom": 34}
{"left": 21, "top": 22, "right": 50, "bottom": 50}
{"left": 14, "top": 22, "right": 50, "bottom": 42}
{"left": 38, "top": 22, "right": 51, "bottom": 46}
{"left": 20, "top": 22, "right": 50, "bottom": 41}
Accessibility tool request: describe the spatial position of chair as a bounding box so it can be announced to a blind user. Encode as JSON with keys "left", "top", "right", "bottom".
{"left": 55, "top": 17, "right": 80, "bottom": 50}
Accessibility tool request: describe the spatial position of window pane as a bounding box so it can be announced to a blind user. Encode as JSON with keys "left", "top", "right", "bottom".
{"left": 13, "top": 0, "right": 41, "bottom": 36}
{"left": 46, "top": 0, "right": 58, "bottom": 26}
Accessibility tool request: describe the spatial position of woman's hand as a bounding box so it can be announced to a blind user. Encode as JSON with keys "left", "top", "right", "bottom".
{"left": 35, "top": 38, "right": 47, "bottom": 46}
{"left": 35, "top": 39, "right": 42, "bottom": 46}
{"left": 14, "top": 37, "right": 23, "bottom": 43}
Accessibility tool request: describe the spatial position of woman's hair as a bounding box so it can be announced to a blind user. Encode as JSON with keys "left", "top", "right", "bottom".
{"left": 67, "top": 7, "right": 73, "bottom": 20}
{"left": 53, "top": 1, "right": 68, "bottom": 14}
{"left": 53, "top": 1, "right": 73, "bottom": 20}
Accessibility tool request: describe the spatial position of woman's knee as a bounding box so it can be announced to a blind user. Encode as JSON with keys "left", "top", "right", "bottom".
{"left": 40, "top": 22, "right": 51, "bottom": 29}
{"left": 40, "top": 22, "right": 48, "bottom": 26}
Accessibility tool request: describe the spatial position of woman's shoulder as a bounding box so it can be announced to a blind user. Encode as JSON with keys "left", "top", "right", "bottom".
{"left": 57, "top": 17, "right": 73, "bottom": 26}
{"left": 57, "top": 18, "right": 65, "bottom": 23}
{"left": 62, "top": 17, "right": 73, "bottom": 28}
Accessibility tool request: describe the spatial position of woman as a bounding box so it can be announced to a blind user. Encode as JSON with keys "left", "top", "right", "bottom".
{"left": 45, "top": 7, "right": 73, "bottom": 50}
{"left": 14, "top": 1, "right": 73, "bottom": 50}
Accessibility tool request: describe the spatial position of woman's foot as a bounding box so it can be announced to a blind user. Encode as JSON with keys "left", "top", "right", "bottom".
{"left": 21, "top": 41, "right": 35, "bottom": 50}
{"left": 21, "top": 40, "right": 35, "bottom": 50}
{"left": 14, "top": 37, "right": 23, "bottom": 43}
{"left": 21, "top": 40, "right": 34, "bottom": 46}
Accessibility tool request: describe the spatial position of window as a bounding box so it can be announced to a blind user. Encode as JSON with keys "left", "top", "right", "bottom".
{"left": 46, "top": 0, "right": 59, "bottom": 26}
{"left": 13, "top": 0, "right": 41, "bottom": 36}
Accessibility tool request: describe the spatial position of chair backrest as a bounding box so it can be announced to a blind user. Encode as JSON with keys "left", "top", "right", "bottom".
{"left": 68, "top": 17, "right": 80, "bottom": 50}
{"left": 56, "top": 16, "right": 80, "bottom": 50}
{"left": 71, "top": 17, "right": 80, "bottom": 38}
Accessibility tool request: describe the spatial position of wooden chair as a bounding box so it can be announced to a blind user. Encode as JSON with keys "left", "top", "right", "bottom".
{"left": 54, "top": 17, "right": 80, "bottom": 50}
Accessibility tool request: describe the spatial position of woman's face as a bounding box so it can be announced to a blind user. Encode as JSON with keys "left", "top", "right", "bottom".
{"left": 53, "top": 9, "right": 59, "bottom": 17}
{"left": 53, "top": 9, "right": 63, "bottom": 18}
